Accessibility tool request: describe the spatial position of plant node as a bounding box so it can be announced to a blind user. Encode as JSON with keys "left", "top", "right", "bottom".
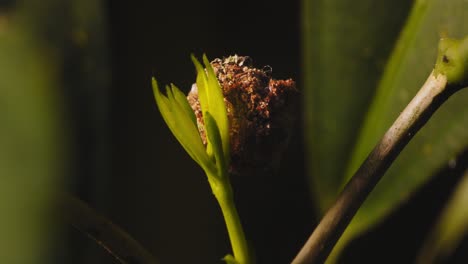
{"left": 435, "top": 36, "right": 468, "bottom": 90}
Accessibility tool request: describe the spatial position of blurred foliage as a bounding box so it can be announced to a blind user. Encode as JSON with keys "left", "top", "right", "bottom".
{"left": 303, "top": 0, "right": 413, "bottom": 212}
{"left": 0, "top": 0, "right": 108, "bottom": 263}
{"left": 0, "top": 4, "right": 62, "bottom": 264}
{"left": 303, "top": 0, "right": 468, "bottom": 262}
{"left": 418, "top": 168, "right": 468, "bottom": 263}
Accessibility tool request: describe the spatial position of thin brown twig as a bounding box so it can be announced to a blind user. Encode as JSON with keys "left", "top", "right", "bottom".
{"left": 292, "top": 70, "right": 463, "bottom": 264}
{"left": 61, "top": 193, "right": 159, "bottom": 264}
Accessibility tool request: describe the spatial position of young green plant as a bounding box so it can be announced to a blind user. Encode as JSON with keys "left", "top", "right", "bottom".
{"left": 152, "top": 55, "right": 251, "bottom": 264}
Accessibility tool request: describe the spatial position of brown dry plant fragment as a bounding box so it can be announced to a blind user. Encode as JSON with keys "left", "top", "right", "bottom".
{"left": 188, "top": 55, "right": 298, "bottom": 177}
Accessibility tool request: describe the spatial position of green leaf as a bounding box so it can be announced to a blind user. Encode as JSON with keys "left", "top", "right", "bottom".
{"left": 152, "top": 79, "right": 215, "bottom": 174}
{"left": 303, "top": 0, "right": 413, "bottom": 212}
{"left": 202, "top": 54, "right": 230, "bottom": 164}
{"left": 170, "top": 83, "right": 198, "bottom": 126}
{"left": 204, "top": 112, "right": 227, "bottom": 178}
{"left": 335, "top": 1, "right": 468, "bottom": 259}
{"left": 303, "top": 0, "right": 468, "bottom": 261}
{"left": 191, "top": 55, "right": 230, "bottom": 164}
{"left": 417, "top": 169, "right": 468, "bottom": 263}
{"left": 191, "top": 54, "right": 211, "bottom": 115}
{"left": 191, "top": 55, "right": 214, "bottom": 156}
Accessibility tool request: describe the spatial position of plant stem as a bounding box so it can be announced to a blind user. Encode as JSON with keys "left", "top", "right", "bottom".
{"left": 61, "top": 193, "right": 159, "bottom": 264}
{"left": 292, "top": 70, "right": 460, "bottom": 264}
{"left": 211, "top": 176, "right": 251, "bottom": 264}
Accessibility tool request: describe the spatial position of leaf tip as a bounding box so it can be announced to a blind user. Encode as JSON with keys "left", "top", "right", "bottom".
{"left": 191, "top": 53, "right": 203, "bottom": 71}
{"left": 151, "top": 77, "right": 159, "bottom": 91}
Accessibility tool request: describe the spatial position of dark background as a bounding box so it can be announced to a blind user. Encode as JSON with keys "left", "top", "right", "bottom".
{"left": 67, "top": 0, "right": 468, "bottom": 263}
{"left": 72, "top": 0, "right": 311, "bottom": 263}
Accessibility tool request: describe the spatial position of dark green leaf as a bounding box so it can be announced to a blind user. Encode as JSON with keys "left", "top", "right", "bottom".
{"left": 335, "top": 1, "right": 468, "bottom": 260}
{"left": 303, "top": 0, "right": 468, "bottom": 261}
{"left": 303, "top": 0, "right": 412, "bottom": 212}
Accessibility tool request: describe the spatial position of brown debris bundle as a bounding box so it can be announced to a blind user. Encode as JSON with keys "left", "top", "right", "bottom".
{"left": 187, "top": 55, "right": 298, "bottom": 177}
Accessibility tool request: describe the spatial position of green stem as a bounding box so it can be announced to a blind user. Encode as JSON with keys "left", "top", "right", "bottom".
{"left": 210, "top": 175, "right": 251, "bottom": 264}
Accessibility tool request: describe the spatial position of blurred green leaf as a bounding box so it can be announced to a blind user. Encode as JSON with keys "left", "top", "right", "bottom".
{"left": 417, "top": 168, "right": 468, "bottom": 263}
{"left": 336, "top": 0, "right": 468, "bottom": 260}
{"left": 303, "top": 0, "right": 468, "bottom": 261}
{"left": 303, "top": 0, "right": 412, "bottom": 212}
{"left": 0, "top": 14, "right": 62, "bottom": 264}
